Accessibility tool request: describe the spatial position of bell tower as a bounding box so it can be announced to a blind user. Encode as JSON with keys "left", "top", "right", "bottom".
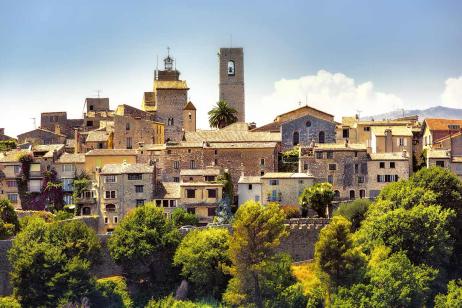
{"left": 218, "top": 47, "right": 245, "bottom": 122}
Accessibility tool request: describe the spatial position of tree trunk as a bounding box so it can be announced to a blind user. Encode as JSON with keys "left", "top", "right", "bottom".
{"left": 253, "top": 272, "right": 264, "bottom": 308}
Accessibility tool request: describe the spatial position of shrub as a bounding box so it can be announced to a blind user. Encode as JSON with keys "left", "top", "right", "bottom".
{"left": 281, "top": 205, "right": 301, "bottom": 219}
{"left": 0, "top": 296, "right": 21, "bottom": 308}
{"left": 90, "top": 276, "right": 133, "bottom": 308}
{"left": 333, "top": 199, "right": 371, "bottom": 231}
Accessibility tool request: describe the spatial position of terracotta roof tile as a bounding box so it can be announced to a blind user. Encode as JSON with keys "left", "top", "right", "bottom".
{"left": 424, "top": 118, "right": 462, "bottom": 131}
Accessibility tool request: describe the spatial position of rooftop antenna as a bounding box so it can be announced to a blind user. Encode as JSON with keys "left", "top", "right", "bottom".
{"left": 30, "top": 117, "right": 36, "bottom": 129}
{"left": 155, "top": 54, "right": 159, "bottom": 80}
{"left": 95, "top": 89, "right": 102, "bottom": 98}
{"left": 167, "top": 46, "right": 170, "bottom": 57}
{"left": 356, "top": 109, "right": 362, "bottom": 119}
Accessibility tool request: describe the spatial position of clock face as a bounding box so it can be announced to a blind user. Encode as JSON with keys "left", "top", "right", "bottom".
{"left": 227, "top": 60, "right": 235, "bottom": 76}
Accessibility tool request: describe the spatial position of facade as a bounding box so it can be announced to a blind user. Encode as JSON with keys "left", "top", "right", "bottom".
{"left": 179, "top": 181, "right": 223, "bottom": 224}
{"left": 153, "top": 182, "right": 180, "bottom": 218}
{"left": 422, "top": 118, "right": 462, "bottom": 151}
{"left": 237, "top": 176, "right": 262, "bottom": 205}
{"left": 218, "top": 47, "right": 245, "bottom": 122}
{"left": 97, "top": 162, "right": 154, "bottom": 233}
{"left": 260, "top": 172, "right": 314, "bottom": 206}
{"left": 370, "top": 126, "right": 413, "bottom": 154}
{"left": 0, "top": 150, "right": 30, "bottom": 208}
{"left": 426, "top": 149, "right": 462, "bottom": 180}
{"left": 55, "top": 153, "right": 86, "bottom": 206}
{"left": 84, "top": 149, "right": 138, "bottom": 178}
{"left": 253, "top": 106, "right": 336, "bottom": 150}
{"left": 0, "top": 128, "right": 15, "bottom": 141}
{"left": 112, "top": 115, "right": 164, "bottom": 149}
{"left": 183, "top": 102, "right": 197, "bottom": 132}
{"left": 142, "top": 54, "right": 190, "bottom": 142}
{"left": 367, "top": 152, "right": 410, "bottom": 198}
{"left": 299, "top": 143, "right": 369, "bottom": 200}
{"left": 17, "top": 128, "right": 66, "bottom": 145}
{"left": 40, "top": 112, "right": 84, "bottom": 138}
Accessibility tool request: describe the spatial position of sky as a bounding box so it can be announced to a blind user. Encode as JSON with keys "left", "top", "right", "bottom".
{"left": 0, "top": 0, "right": 461, "bottom": 137}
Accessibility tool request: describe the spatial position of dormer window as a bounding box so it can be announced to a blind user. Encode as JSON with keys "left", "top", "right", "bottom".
{"left": 227, "top": 61, "right": 235, "bottom": 76}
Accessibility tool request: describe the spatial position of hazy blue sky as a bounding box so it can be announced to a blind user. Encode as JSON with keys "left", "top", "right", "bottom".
{"left": 1, "top": 0, "right": 461, "bottom": 136}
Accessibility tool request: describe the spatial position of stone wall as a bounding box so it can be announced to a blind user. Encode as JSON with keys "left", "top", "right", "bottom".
{"left": 281, "top": 115, "right": 336, "bottom": 150}
{"left": 0, "top": 218, "right": 329, "bottom": 295}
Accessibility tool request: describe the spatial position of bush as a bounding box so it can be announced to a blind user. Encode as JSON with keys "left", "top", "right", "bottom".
{"left": 333, "top": 199, "right": 371, "bottom": 231}
{"left": 281, "top": 205, "right": 301, "bottom": 219}
{"left": 53, "top": 210, "right": 74, "bottom": 221}
{"left": 0, "top": 199, "right": 19, "bottom": 239}
{"left": 90, "top": 276, "right": 133, "bottom": 308}
{"left": 171, "top": 207, "right": 199, "bottom": 227}
{"left": 145, "top": 295, "right": 215, "bottom": 308}
{"left": 434, "top": 279, "right": 462, "bottom": 308}
{"left": 0, "top": 296, "right": 21, "bottom": 308}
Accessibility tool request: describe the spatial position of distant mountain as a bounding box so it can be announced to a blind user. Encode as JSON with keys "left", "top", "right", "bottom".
{"left": 363, "top": 106, "right": 462, "bottom": 121}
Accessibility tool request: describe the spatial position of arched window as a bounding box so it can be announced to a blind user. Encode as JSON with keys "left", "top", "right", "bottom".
{"left": 227, "top": 61, "right": 235, "bottom": 76}
{"left": 349, "top": 190, "right": 355, "bottom": 200}
{"left": 306, "top": 120, "right": 311, "bottom": 127}
{"left": 293, "top": 131, "right": 300, "bottom": 146}
{"left": 82, "top": 207, "right": 91, "bottom": 215}
{"left": 319, "top": 131, "right": 325, "bottom": 144}
{"left": 334, "top": 190, "right": 340, "bottom": 200}
{"left": 106, "top": 204, "right": 116, "bottom": 212}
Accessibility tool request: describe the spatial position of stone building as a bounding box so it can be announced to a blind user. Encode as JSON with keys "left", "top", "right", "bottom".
{"left": 96, "top": 162, "right": 154, "bottom": 233}
{"left": 367, "top": 152, "right": 410, "bottom": 198}
{"left": 422, "top": 118, "right": 462, "bottom": 151}
{"left": 237, "top": 176, "right": 262, "bottom": 205}
{"left": 112, "top": 115, "right": 164, "bottom": 149}
{"left": 218, "top": 47, "right": 245, "bottom": 122}
{"left": 260, "top": 172, "right": 314, "bottom": 206}
{"left": 0, "top": 150, "right": 30, "bottom": 208}
{"left": 55, "top": 153, "right": 86, "bottom": 206}
{"left": 17, "top": 128, "right": 66, "bottom": 145}
{"left": 299, "top": 143, "right": 369, "bottom": 200}
{"left": 84, "top": 149, "right": 138, "bottom": 179}
{"left": 40, "top": 112, "right": 84, "bottom": 138}
{"left": 179, "top": 167, "right": 222, "bottom": 183}
{"left": 142, "top": 54, "right": 191, "bottom": 142}
{"left": 426, "top": 143, "right": 462, "bottom": 180}
{"left": 252, "top": 105, "right": 336, "bottom": 150}
{"left": 0, "top": 128, "right": 15, "bottom": 141}
{"left": 370, "top": 126, "right": 413, "bottom": 154}
{"left": 153, "top": 182, "right": 180, "bottom": 218}
{"left": 183, "top": 101, "right": 196, "bottom": 132}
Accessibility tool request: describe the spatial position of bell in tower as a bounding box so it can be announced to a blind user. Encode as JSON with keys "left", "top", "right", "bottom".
{"left": 164, "top": 47, "right": 174, "bottom": 71}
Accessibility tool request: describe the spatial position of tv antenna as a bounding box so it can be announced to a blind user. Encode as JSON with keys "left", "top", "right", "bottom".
{"left": 30, "top": 117, "right": 36, "bottom": 129}
{"left": 356, "top": 109, "right": 362, "bottom": 119}
{"left": 95, "top": 89, "right": 102, "bottom": 98}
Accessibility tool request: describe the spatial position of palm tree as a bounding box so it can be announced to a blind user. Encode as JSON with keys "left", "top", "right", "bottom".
{"left": 208, "top": 100, "right": 238, "bottom": 129}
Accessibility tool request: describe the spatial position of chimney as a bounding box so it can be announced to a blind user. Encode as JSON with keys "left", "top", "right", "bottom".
{"left": 74, "top": 128, "right": 80, "bottom": 154}
{"left": 248, "top": 122, "right": 257, "bottom": 130}
{"left": 0, "top": 128, "right": 4, "bottom": 135}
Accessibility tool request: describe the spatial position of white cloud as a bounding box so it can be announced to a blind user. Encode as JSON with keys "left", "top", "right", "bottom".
{"left": 251, "top": 69, "right": 403, "bottom": 125}
{"left": 441, "top": 76, "right": 462, "bottom": 108}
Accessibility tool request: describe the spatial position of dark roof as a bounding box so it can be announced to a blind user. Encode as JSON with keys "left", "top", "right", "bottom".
{"left": 184, "top": 101, "right": 196, "bottom": 111}
{"left": 251, "top": 121, "right": 281, "bottom": 132}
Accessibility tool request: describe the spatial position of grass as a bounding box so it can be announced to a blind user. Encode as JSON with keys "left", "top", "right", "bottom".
{"left": 291, "top": 261, "right": 321, "bottom": 295}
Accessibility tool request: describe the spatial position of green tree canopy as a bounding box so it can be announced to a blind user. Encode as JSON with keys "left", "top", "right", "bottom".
{"left": 174, "top": 228, "right": 231, "bottom": 299}
{"left": 108, "top": 203, "right": 181, "bottom": 297}
{"left": 0, "top": 199, "right": 19, "bottom": 239}
{"left": 434, "top": 279, "right": 462, "bottom": 308}
{"left": 171, "top": 207, "right": 199, "bottom": 227}
{"left": 299, "top": 183, "right": 334, "bottom": 218}
{"left": 314, "top": 216, "right": 366, "bottom": 293}
{"left": 208, "top": 100, "right": 238, "bottom": 129}
{"left": 333, "top": 199, "right": 371, "bottom": 231}
{"left": 223, "top": 201, "right": 290, "bottom": 307}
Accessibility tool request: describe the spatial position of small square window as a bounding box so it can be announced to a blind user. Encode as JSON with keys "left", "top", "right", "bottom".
{"left": 186, "top": 189, "right": 196, "bottom": 198}
{"left": 326, "top": 151, "right": 333, "bottom": 159}
{"left": 379, "top": 162, "right": 385, "bottom": 168}
{"left": 135, "top": 185, "right": 144, "bottom": 193}
{"left": 328, "top": 164, "right": 336, "bottom": 171}
{"left": 390, "top": 162, "right": 396, "bottom": 168}
{"left": 248, "top": 184, "right": 253, "bottom": 190}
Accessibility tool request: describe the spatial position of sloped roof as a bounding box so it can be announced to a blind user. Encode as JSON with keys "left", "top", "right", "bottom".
{"left": 251, "top": 121, "right": 281, "bottom": 132}
{"left": 17, "top": 128, "right": 66, "bottom": 138}
{"left": 369, "top": 152, "right": 409, "bottom": 161}
{"left": 184, "top": 101, "right": 196, "bottom": 111}
{"left": 433, "top": 131, "right": 462, "bottom": 143}
{"left": 276, "top": 105, "right": 334, "bottom": 120}
{"left": 180, "top": 168, "right": 222, "bottom": 176}
{"left": 86, "top": 149, "right": 138, "bottom": 156}
{"left": 185, "top": 128, "right": 280, "bottom": 143}
{"left": 424, "top": 118, "right": 462, "bottom": 131}
{"left": 86, "top": 130, "right": 110, "bottom": 142}
{"left": 101, "top": 163, "right": 154, "bottom": 174}
{"left": 0, "top": 149, "right": 30, "bottom": 163}
{"left": 313, "top": 143, "right": 367, "bottom": 151}
{"left": 57, "top": 153, "right": 85, "bottom": 164}
{"left": 371, "top": 126, "right": 413, "bottom": 137}
{"left": 33, "top": 144, "right": 65, "bottom": 158}
{"left": 427, "top": 149, "right": 451, "bottom": 159}
{"left": 261, "top": 172, "right": 314, "bottom": 179}
{"left": 238, "top": 176, "right": 262, "bottom": 184}
{"left": 154, "top": 182, "right": 181, "bottom": 199}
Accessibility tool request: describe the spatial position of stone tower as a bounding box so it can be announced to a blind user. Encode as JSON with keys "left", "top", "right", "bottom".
{"left": 142, "top": 52, "right": 189, "bottom": 142}
{"left": 183, "top": 101, "right": 196, "bottom": 132}
{"left": 218, "top": 48, "right": 245, "bottom": 122}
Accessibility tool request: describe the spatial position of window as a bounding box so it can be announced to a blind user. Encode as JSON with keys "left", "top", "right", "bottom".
{"left": 293, "top": 131, "right": 300, "bottom": 145}
{"left": 135, "top": 185, "right": 144, "bottom": 193}
{"left": 326, "top": 151, "right": 333, "bottom": 159}
{"left": 64, "top": 195, "right": 73, "bottom": 205}
{"left": 163, "top": 200, "right": 169, "bottom": 207}
{"left": 167, "top": 149, "right": 172, "bottom": 154}
{"left": 377, "top": 175, "right": 385, "bottom": 183}
{"left": 260, "top": 171, "right": 265, "bottom": 176}
{"left": 155, "top": 200, "right": 161, "bottom": 206}
{"left": 126, "top": 123, "right": 130, "bottom": 131}
{"left": 6, "top": 180, "right": 17, "bottom": 188}
{"left": 188, "top": 149, "right": 192, "bottom": 153}
{"left": 173, "top": 177, "right": 180, "bottom": 183}
{"left": 190, "top": 160, "right": 196, "bottom": 169}
{"left": 316, "top": 152, "right": 323, "bottom": 159}
{"left": 105, "top": 204, "right": 116, "bottom": 211}
{"left": 62, "top": 164, "right": 75, "bottom": 173}
{"left": 128, "top": 173, "right": 142, "bottom": 180}
{"left": 186, "top": 189, "right": 196, "bottom": 198}
{"left": 7, "top": 193, "right": 18, "bottom": 203}
{"left": 390, "top": 162, "right": 396, "bottom": 168}
{"left": 205, "top": 175, "right": 215, "bottom": 181}
{"left": 319, "top": 131, "right": 325, "bottom": 144}
{"left": 227, "top": 60, "right": 235, "bottom": 76}
{"left": 82, "top": 207, "right": 91, "bottom": 215}
{"left": 342, "top": 128, "right": 349, "bottom": 138}
{"left": 29, "top": 180, "right": 41, "bottom": 192}
{"left": 189, "top": 177, "right": 193, "bottom": 181}
{"left": 364, "top": 126, "right": 370, "bottom": 132}
{"left": 399, "top": 138, "right": 404, "bottom": 146}
{"left": 357, "top": 176, "right": 365, "bottom": 184}
{"left": 126, "top": 137, "right": 132, "bottom": 149}
{"left": 260, "top": 158, "right": 265, "bottom": 166}
{"left": 255, "top": 195, "right": 260, "bottom": 202}
{"left": 63, "top": 179, "right": 73, "bottom": 191}
{"left": 359, "top": 190, "right": 366, "bottom": 198}
{"left": 207, "top": 189, "right": 217, "bottom": 198}
{"left": 104, "top": 217, "right": 108, "bottom": 224}
{"left": 188, "top": 113, "right": 192, "bottom": 120}
{"left": 169, "top": 200, "right": 176, "bottom": 207}
{"left": 448, "top": 124, "right": 460, "bottom": 130}
{"left": 214, "top": 149, "right": 218, "bottom": 155}
{"left": 328, "top": 164, "right": 336, "bottom": 171}
{"left": 89, "top": 105, "right": 94, "bottom": 111}
{"left": 187, "top": 208, "right": 196, "bottom": 214}
{"left": 306, "top": 120, "right": 311, "bottom": 127}
{"left": 105, "top": 175, "right": 116, "bottom": 183}
{"left": 248, "top": 184, "right": 253, "bottom": 190}
{"left": 113, "top": 216, "right": 118, "bottom": 224}
{"left": 269, "top": 179, "right": 279, "bottom": 186}
{"left": 379, "top": 162, "right": 385, "bottom": 169}
{"left": 87, "top": 120, "right": 93, "bottom": 127}
{"left": 304, "top": 163, "right": 308, "bottom": 170}
{"left": 214, "top": 158, "right": 218, "bottom": 165}
{"left": 105, "top": 191, "right": 116, "bottom": 199}
{"left": 13, "top": 165, "right": 21, "bottom": 174}
{"left": 349, "top": 190, "right": 355, "bottom": 200}
{"left": 173, "top": 161, "right": 180, "bottom": 169}
{"left": 334, "top": 190, "right": 340, "bottom": 199}
{"left": 354, "top": 164, "right": 359, "bottom": 174}
{"left": 436, "top": 160, "right": 445, "bottom": 167}
{"left": 327, "top": 175, "right": 333, "bottom": 184}
{"left": 208, "top": 207, "right": 216, "bottom": 217}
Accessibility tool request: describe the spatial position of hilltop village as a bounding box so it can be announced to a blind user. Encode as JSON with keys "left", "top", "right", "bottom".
{"left": 0, "top": 47, "right": 462, "bottom": 234}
